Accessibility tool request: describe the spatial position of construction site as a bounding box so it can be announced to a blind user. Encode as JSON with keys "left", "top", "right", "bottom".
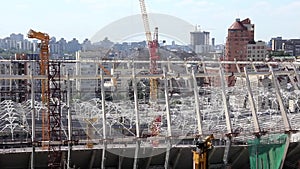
{"left": 1, "top": 1, "right": 300, "bottom": 169}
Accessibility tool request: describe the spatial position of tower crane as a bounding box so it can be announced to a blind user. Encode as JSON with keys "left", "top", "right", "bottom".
{"left": 139, "top": 0, "right": 159, "bottom": 102}
{"left": 27, "top": 29, "right": 50, "bottom": 146}
{"left": 28, "top": 29, "right": 62, "bottom": 168}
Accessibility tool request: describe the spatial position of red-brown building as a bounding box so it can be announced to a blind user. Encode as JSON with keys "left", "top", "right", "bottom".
{"left": 224, "top": 18, "right": 254, "bottom": 68}
{"left": 224, "top": 18, "right": 255, "bottom": 86}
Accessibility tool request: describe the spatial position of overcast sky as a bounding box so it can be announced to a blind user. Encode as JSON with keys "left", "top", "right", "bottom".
{"left": 0, "top": 0, "right": 299, "bottom": 44}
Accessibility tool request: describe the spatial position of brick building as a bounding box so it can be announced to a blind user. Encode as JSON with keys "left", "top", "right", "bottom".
{"left": 223, "top": 18, "right": 255, "bottom": 86}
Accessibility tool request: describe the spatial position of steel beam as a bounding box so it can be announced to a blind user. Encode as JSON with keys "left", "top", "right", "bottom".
{"left": 132, "top": 66, "right": 140, "bottom": 138}
{"left": 284, "top": 66, "right": 299, "bottom": 90}
{"left": 163, "top": 67, "right": 172, "bottom": 169}
{"left": 192, "top": 68, "right": 203, "bottom": 135}
{"left": 219, "top": 65, "right": 233, "bottom": 134}
{"left": 269, "top": 65, "right": 292, "bottom": 131}
{"left": 163, "top": 66, "right": 172, "bottom": 137}
{"left": 30, "top": 71, "right": 35, "bottom": 169}
{"left": 234, "top": 58, "right": 241, "bottom": 73}
{"left": 244, "top": 67, "right": 261, "bottom": 134}
{"left": 67, "top": 72, "right": 72, "bottom": 169}
{"left": 223, "top": 137, "right": 232, "bottom": 167}
{"left": 101, "top": 70, "right": 107, "bottom": 169}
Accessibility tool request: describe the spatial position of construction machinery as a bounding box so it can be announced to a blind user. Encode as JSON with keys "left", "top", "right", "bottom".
{"left": 193, "top": 134, "right": 214, "bottom": 169}
{"left": 139, "top": 0, "right": 159, "bottom": 102}
{"left": 27, "top": 29, "right": 50, "bottom": 146}
{"left": 28, "top": 29, "right": 62, "bottom": 168}
{"left": 98, "top": 63, "right": 117, "bottom": 87}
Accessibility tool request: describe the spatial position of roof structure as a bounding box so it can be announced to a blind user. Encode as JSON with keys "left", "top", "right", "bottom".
{"left": 229, "top": 19, "right": 247, "bottom": 30}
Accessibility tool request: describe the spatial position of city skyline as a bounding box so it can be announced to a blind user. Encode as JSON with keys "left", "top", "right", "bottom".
{"left": 0, "top": 0, "right": 300, "bottom": 44}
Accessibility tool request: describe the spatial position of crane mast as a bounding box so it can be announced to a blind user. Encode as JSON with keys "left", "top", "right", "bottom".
{"left": 28, "top": 29, "right": 50, "bottom": 146}
{"left": 28, "top": 29, "right": 62, "bottom": 168}
{"left": 139, "top": 0, "right": 159, "bottom": 102}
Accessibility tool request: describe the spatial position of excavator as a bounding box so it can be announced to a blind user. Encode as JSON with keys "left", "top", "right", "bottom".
{"left": 193, "top": 134, "right": 214, "bottom": 169}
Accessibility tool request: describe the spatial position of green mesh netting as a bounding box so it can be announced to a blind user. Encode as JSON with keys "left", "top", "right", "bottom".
{"left": 248, "top": 134, "right": 288, "bottom": 169}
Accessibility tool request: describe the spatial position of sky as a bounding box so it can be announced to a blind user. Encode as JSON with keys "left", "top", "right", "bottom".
{"left": 0, "top": 0, "right": 300, "bottom": 44}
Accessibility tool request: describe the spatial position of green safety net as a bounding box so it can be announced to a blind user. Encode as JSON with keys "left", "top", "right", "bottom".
{"left": 248, "top": 134, "right": 288, "bottom": 169}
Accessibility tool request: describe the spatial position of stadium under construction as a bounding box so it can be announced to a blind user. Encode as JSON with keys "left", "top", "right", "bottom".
{"left": 1, "top": 54, "right": 300, "bottom": 168}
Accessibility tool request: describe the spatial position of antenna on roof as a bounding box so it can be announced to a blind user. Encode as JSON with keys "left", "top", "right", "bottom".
{"left": 195, "top": 25, "right": 201, "bottom": 31}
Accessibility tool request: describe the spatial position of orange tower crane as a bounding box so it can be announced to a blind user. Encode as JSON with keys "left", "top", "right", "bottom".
{"left": 139, "top": 0, "right": 159, "bottom": 102}
{"left": 28, "top": 29, "right": 62, "bottom": 168}
{"left": 27, "top": 29, "right": 50, "bottom": 146}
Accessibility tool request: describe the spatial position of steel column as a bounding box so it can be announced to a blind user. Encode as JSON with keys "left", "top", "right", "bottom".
{"left": 132, "top": 66, "right": 140, "bottom": 138}
{"left": 219, "top": 65, "right": 233, "bottom": 134}
{"left": 163, "top": 66, "right": 172, "bottom": 169}
{"left": 244, "top": 67, "right": 261, "bottom": 134}
{"left": 101, "top": 70, "right": 107, "bottom": 169}
{"left": 31, "top": 70, "right": 35, "bottom": 169}
{"left": 192, "top": 68, "right": 203, "bottom": 135}
{"left": 269, "top": 65, "right": 292, "bottom": 131}
{"left": 163, "top": 66, "right": 172, "bottom": 137}
{"left": 67, "top": 72, "right": 72, "bottom": 169}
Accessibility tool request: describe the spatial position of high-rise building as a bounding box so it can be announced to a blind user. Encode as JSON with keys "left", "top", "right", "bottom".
{"left": 270, "top": 37, "right": 285, "bottom": 51}
{"left": 10, "top": 33, "right": 24, "bottom": 42}
{"left": 224, "top": 18, "right": 254, "bottom": 73}
{"left": 282, "top": 39, "right": 300, "bottom": 56}
{"left": 190, "top": 28, "right": 210, "bottom": 54}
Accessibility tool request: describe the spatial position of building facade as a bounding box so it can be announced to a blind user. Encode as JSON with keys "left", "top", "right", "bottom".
{"left": 282, "top": 39, "right": 300, "bottom": 56}
{"left": 247, "top": 41, "right": 267, "bottom": 61}
{"left": 223, "top": 18, "right": 254, "bottom": 86}
{"left": 190, "top": 30, "right": 210, "bottom": 54}
{"left": 224, "top": 18, "right": 254, "bottom": 72}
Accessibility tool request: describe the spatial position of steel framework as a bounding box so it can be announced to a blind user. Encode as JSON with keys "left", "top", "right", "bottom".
{"left": 0, "top": 59, "right": 300, "bottom": 168}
